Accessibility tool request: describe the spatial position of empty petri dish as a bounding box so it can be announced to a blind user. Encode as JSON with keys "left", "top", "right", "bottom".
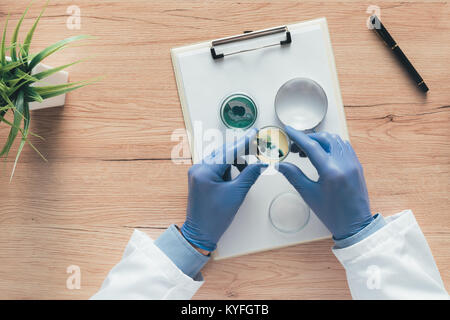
{"left": 255, "top": 126, "right": 290, "bottom": 163}
{"left": 275, "top": 78, "right": 328, "bottom": 131}
{"left": 220, "top": 93, "right": 258, "bottom": 129}
{"left": 269, "top": 192, "right": 310, "bottom": 234}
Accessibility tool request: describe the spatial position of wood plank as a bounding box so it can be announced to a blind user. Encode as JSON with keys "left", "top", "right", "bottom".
{"left": 0, "top": 0, "right": 448, "bottom": 299}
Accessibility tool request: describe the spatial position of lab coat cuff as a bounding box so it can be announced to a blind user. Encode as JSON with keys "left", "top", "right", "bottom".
{"left": 154, "top": 224, "right": 210, "bottom": 279}
{"left": 332, "top": 210, "right": 416, "bottom": 264}
{"left": 333, "top": 213, "right": 386, "bottom": 249}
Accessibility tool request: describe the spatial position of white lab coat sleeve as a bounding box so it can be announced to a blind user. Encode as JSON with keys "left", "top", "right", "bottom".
{"left": 91, "top": 229, "right": 203, "bottom": 300}
{"left": 333, "top": 210, "right": 449, "bottom": 299}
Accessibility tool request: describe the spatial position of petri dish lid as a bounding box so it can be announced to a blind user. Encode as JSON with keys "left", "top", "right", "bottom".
{"left": 275, "top": 78, "right": 328, "bottom": 131}
{"left": 269, "top": 192, "right": 310, "bottom": 234}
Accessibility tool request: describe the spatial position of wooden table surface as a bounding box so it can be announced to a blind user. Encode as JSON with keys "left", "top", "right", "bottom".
{"left": 0, "top": 0, "right": 448, "bottom": 299}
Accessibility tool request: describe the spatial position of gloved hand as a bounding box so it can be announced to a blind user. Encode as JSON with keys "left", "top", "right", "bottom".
{"left": 181, "top": 129, "right": 267, "bottom": 252}
{"left": 278, "top": 126, "right": 374, "bottom": 240}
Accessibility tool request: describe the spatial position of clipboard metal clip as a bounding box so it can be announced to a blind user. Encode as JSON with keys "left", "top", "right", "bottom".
{"left": 210, "top": 26, "right": 291, "bottom": 60}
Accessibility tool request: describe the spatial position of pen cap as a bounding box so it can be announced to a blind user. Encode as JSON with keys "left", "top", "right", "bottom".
{"left": 370, "top": 15, "right": 396, "bottom": 48}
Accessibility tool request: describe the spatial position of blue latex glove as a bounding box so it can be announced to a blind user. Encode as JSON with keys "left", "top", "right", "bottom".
{"left": 181, "top": 129, "right": 267, "bottom": 252}
{"left": 278, "top": 127, "right": 374, "bottom": 240}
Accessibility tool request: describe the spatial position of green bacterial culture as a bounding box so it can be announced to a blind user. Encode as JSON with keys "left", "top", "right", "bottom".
{"left": 256, "top": 126, "right": 290, "bottom": 163}
{"left": 220, "top": 94, "right": 258, "bottom": 129}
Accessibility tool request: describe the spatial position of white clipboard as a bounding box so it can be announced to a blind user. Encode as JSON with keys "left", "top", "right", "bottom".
{"left": 171, "top": 18, "right": 349, "bottom": 260}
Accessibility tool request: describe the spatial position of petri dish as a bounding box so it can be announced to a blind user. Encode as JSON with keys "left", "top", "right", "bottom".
{"left": 255, "top": 126, "right": 290, "bottom": 163}
{"left": 275, "top": 78, "right": 328, "bottom": 131}
{"left": 220, "top": 93, "right": 258, "bottom": 130}
{"left": 269, "top": 192, "right": 310, "bottom": 234}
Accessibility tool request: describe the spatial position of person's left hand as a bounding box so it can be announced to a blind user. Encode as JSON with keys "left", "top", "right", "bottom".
{"left": 180, "top": 129, "right": 267, "bottom": 252}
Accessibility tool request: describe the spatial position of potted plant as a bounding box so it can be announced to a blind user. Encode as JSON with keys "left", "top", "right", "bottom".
{"left": 1, "top": 2, "right": 95, "bottom": 179}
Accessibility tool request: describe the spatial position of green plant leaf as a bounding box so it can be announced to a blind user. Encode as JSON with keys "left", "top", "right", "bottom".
{"left": 0, "top": 91, "right": 21, "bottom": 117}
{"left": 38, "top": 83, "right": 90, "bottom": 100}
{"left": 28, "top": 34, "right": 90, "bottom": 70}
{"left": 7, "top": 69, "right": 40, "bottom": 95}
{"left": 25, "top": 137, "right": 46, "bottom": 161}
{"left": 22, "top": 1, "right": 48, "bottom": 58}
{"left": 13, "top": 67, "right": 39, "bottom": 82}
{"left": 23, "top": 86, "right": 43, "bottom": 103}
{"left": 0, "top": 114, "right": 46, "bottom": 169}
{"left": 33, "top": 80, "right": 87, "bottom": 93}
{"left": 10, "top": 100, "right": 30, "bottom": 180}
{"left": 0, "top": 90, "right": 25, "bottom": 157}
{"left": 10, "top": 1, "right": 32, "bottom": 62}
{"left": 0, "top": 115, "right": 44, "bottom": 141}
{"left": 1, "top": 14, "right": 9, "bottom": 66}
{"left": 0, "top": 80, "right": 9, "bottom": 93}
{"left": 33, "top": 59, "right": 83, "bottom": 80}
{"left": 34, "top": 76, "right": 101, "bottom": 100}
{"left": 0, "top": 104, "right": 15, "bottom": 112}
{"left": 0, "top": 60, "right": 26, "bottom": 73}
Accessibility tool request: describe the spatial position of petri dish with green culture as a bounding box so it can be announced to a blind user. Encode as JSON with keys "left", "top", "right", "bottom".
{"left": 220, "top": 93, "right": 258, "bottom": 130}
{"left": 256, "top": 126, "right": 290, "bottom": 164}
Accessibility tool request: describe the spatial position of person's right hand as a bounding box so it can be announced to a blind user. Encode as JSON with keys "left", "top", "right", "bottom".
{"left": 278, "top": 126, "right": 374, "bottom": 240}
{"left": 181, "top": 129, "right": 267, "bottom": 252}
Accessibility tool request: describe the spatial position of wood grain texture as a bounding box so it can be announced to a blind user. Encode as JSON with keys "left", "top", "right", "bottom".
{"left": 0, "top": 0, "right": 448, "bottom": 299}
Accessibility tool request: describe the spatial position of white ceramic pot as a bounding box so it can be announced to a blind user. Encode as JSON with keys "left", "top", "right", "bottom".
{"left": 29, "top": 62, "right": 69, "bottom": 111}
{"left": 6, "top": 56, "right": 69, "bottom": 111}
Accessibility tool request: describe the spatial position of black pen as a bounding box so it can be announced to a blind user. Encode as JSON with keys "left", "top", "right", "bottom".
{"left": 370, "top": 15, "right": 429, "bottom": 93}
